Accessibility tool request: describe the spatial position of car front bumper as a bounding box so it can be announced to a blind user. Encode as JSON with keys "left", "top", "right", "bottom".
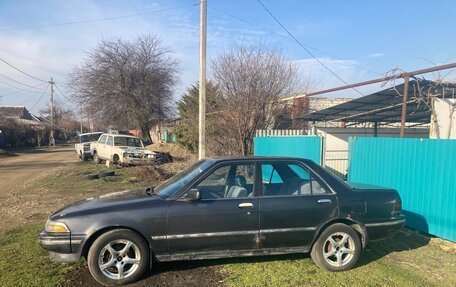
{"left": 365, "top": 216, "right": 406, "bottom": 241}
{"left": 122, "top": 156, "right": 155, "bottom": 165}
{"left": 39, "top": 230, "right": 86, "bottom": 263}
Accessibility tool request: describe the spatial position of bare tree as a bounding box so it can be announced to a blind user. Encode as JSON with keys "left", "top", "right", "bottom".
{"left": 211, "top": 45, "right": 303, "bottom": 155}
{"left": 67, "top": 35, "right": 178, "bottom": 142}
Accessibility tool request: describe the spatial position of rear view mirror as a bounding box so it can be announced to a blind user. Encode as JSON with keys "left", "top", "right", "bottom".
{"left": 184, "top": 188, "right": 201, "bottom": 201}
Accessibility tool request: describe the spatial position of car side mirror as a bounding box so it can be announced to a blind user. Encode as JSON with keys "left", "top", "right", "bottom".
{"left": 184, "top": 188, "right": 201, "bottom": 201}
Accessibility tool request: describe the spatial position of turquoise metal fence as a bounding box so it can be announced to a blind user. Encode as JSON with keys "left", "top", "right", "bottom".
{"left": 348, "top": 137, "right": 456, "bottom": 242}
{"left": 253, "top": 136, "right": 322, "bottom": 165}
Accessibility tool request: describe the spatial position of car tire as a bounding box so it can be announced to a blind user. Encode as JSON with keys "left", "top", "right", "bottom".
{"left": 88, "top": 229, "right": 150, "bottom": 286}
{"left": 93, "top": 153, "right": 101, "bottom": 164}
{"left": 113, "top": 154, "right": 120, "bottom": 164}
{"left": 99, "top": 170, "right": 116, "bottom": 178}
{"left": 80, "top": 173, "right": 99, "bottom": 180}
{"left": 310, "top": 223, "right": 361, "bottom": 272}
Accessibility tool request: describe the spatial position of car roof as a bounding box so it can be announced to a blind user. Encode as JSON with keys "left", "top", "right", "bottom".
{"left": 100, "top": 133, "right": 139, "bottom": 138}
{"left": 206, "top": 156, "right": 315, "bottom": 164}
{"left": 80, "top": 132, "right": 104, "bottom": 136}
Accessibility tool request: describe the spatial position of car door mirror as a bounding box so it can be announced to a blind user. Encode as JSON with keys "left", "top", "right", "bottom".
{"left": 183, "top": 188, "right": 201, "bottom": 201}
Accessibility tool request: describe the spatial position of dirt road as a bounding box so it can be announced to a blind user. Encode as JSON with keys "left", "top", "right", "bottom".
{"left": 0, "top": 145, "right": 75, "bottom": 231}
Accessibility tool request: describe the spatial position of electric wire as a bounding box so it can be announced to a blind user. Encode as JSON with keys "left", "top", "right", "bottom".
{"left": 0, "top": 57, "right": 48, "bottom": 83}
{"left": 0, "top": 82, "right": 47, "bottom": 98}
{"left": 29, "top": 84, "right": 49, "bottom": 111}
{"left": 0, "top": 73, "right": 44, "bottom": 89}
{"left": 208, "top": 6, "right": 381, "bottom": 77}
{"left": 256, "top": 0, "right": 365, "bottom": 96}
{"left": 0, "top": 4, "right": 198, "bottom": 32}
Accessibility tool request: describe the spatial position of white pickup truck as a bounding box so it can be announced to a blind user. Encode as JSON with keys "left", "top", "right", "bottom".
{"left": 92, "top": 133, "right": 162, "bottom": 165}
{"left": 74, "top": 132, "right": 103, "bottom": 161}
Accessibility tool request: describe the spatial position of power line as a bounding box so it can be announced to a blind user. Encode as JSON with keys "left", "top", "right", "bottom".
{"left": 29, "top": 84, "right": 49, "bottom": 111}
{"left": 209, "top": 6, "right": 381, "bottom": 77}
{"left": 0, "top": 57, "right": 48, "bottom": 83}
{"left": 0, "top": 4, "right": 198, "bottom": 32}
{"left": 0, "top": 78, "right": 33, "bottom": 90}
{"left": 0, "top": 73, "right": 44, "bottom": 89}
{"left": 0, "top": 82, "right": 47, "bottom": 98}
{"left": 54, "top": 83, "right": 74, "bottom": 103}
{"left": 256, "top": 0, "right": 365, "bottom": 96}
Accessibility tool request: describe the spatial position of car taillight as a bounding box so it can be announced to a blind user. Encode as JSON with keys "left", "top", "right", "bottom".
{"left": 392, "top": 199, "right": 402, "bottom": 216}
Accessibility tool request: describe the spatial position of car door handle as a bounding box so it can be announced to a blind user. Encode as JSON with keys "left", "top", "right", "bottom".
{"left": 238, "top": 203, "right": 254, "bottom": 208}
{"left": 318, "top": 199, "right": 332, "bottom": 205}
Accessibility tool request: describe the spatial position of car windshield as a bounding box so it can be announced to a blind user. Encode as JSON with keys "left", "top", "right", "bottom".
{"left": 113, "top": 136, "right": 143, "bottom": 147}
{"left": 155, "top": 160, "right": 214, "bottom": 198}
{"left": 80, "top": 133, "right": 102, "bottom": 143}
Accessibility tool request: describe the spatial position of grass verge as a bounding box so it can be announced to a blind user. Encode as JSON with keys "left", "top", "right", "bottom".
{"left": 0, "top": 224, "right": 68, "bottom": 287}
{"left": 222, "top": 230, "right": 456, "bottom": 287}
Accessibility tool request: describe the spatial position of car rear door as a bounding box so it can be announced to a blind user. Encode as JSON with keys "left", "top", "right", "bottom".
{"left": 165, "top": 161, "right": 260, "bottom": 254}
{"left": 96, "top": 135, "right": 107, "bottom": 159}
{"left": 258, "top": 160, "right": 338, "bottom": 250}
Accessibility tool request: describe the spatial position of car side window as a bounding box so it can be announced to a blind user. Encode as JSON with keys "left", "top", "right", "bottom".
{"left": 99, "top": 135, "right": 107, "bottom": 144}
{"left": 192, "top": 164, "right": 255, "bottom": 199}
{"left": 106, "top": 136, "right": 113, "bottom": 146}
{"left": 261, "top": 163, "right": 328, "bottom": 197}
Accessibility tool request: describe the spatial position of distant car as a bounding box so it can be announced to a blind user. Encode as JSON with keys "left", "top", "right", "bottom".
{"left": 39, "top": 157, "right": 405, "bottom": 286}
{"left": 74, "top": 132, "right": 103, "bottom": 161}
{"left": 91, "top": 133, "right": 160, "bottom": 166}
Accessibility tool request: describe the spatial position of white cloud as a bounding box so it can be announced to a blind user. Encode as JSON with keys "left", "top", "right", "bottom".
{"left": 367, "top": 52, "right": 385, "bottom": 58}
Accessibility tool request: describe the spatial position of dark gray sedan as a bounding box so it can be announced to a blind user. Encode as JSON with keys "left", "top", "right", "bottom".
{"left": 39, "top": 157, "right": 405, "bottom": 286}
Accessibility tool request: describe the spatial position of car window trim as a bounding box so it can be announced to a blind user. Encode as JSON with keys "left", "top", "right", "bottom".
{"left": 258, "top": 159, "right": 335, "bottom": 197}
{"left": 176, "top": 159, "right": 258, "bottom": 201}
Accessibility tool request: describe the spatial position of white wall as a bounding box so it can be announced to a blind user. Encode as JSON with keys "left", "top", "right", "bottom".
{"left": 430, "top": 98, "right": 456, "bottom": 139}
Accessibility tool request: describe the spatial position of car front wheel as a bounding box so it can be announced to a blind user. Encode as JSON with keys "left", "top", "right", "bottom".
{"left": 87, "top": 229, "right": 150, "bottom": 286}
{"left": 311, "top": 223, "right": 361, "bottom": 271}
{"left": 93, "top": 153, "right": 101, "bottom": 164}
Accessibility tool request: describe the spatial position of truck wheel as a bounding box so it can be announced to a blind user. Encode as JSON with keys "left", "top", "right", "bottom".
{"left": 311, "top": 223, "right": 361, "bottom": 272}
{"left": 87, "top": 229, "right": 150, "bottom": 286}
{"left": 93, "top": 153, "right": 101, "bottom": 164}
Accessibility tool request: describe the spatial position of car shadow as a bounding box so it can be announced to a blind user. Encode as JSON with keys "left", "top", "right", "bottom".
{"left": 355, "top": 210, "right": 431, "bottom": 268}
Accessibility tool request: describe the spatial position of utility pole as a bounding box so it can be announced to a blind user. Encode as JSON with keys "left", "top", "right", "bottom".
{"left": 79, "top": 105, "right": 83, "bottom": 134}
{"left": 49, "top": 77, "right": 55, "bottom": 147}
{"left": 198, "top": 0, "right": 207, "bottom": 159}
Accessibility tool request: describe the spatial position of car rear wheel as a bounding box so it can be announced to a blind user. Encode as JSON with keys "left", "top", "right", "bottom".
{"left": 88, "top": 229, "right": 150, "bottom": 286}
{"left": 311, "top": 223, "right": 361, "bottom": 271}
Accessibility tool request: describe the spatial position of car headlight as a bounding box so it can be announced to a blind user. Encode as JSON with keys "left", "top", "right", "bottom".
{"left": 45, "top": 220, "right": 70, "bottom": 233}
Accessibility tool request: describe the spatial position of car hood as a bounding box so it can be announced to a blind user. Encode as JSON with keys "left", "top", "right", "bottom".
{"left": 117, "top": 147, "right": 154, "bottom": 154}
{"left": 51, "top": 188, "right": 159, "bottom": 218}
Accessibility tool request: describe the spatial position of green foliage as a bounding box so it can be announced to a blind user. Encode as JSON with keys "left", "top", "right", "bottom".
{"left": 175, "top": 82, "right": 219, "bottom": 153}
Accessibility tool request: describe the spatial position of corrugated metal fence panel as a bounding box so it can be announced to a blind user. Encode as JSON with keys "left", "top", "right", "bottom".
{"left": 254, "top": 136, "right": 322, "bottom": 165}
{"left": 348, "top": 137, "right": 456, "bottom": 242}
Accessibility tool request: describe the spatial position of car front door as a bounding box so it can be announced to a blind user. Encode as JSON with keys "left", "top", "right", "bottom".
{"left": 166, "top": 161, "right": 259, "bottom": 254}
{"left": 258, "top": 160, "right": 338, "bottom": 250}
{"left": 96, "top": 135, "right": 107, "bottom": 159}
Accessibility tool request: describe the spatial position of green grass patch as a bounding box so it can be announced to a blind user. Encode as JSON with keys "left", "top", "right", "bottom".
{"left": 0, "top": 224, "right": 68, "bottom": 287}
{"left": 222, "top": 231, "right": 456, "bottom": 287}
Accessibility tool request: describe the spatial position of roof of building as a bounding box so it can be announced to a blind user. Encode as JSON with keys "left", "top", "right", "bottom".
{"left": 0, "top": 106, "right": 34, "bottom": 121}
{"left": 296, "top": 80, "right": 456, "bottom": 124}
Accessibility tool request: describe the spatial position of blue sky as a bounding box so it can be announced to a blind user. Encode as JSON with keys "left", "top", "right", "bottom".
{"left": 0, "top": 0, "right": 455, "bottom": 114}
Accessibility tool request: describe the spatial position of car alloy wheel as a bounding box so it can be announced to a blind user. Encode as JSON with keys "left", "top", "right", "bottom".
{"left": 98, "top": 239, "right": 141, "bottom": 280}
{"left": 322, "top": 232, "right": 355, "bottom": 267}
{"left": 88, "top": 229, "right": 150, "bottom": 286}
{"left": 310, "top": 223, "right": 361, "bottom": 271}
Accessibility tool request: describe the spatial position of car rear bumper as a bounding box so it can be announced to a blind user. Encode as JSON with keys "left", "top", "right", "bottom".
{"left": 365, "top": 216, "right": 406, "bottom": 241}
{"left": 39, "top": 231, "right": 86, "bottom": 263}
